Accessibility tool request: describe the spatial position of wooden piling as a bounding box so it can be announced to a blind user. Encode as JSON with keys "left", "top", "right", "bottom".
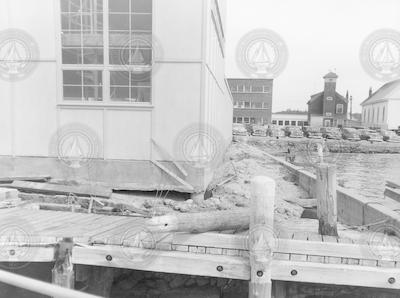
{"left": 249, "top": 176, "right": 275, "bottom": 298}
{"left": 316, "top": 163, "right": 338, "bottom": 236}
{"left": 52, "top": 238, "right": 74, "bottom": 293}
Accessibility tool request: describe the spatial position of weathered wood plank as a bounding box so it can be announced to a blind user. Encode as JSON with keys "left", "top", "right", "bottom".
{"left": 307, "top": 234, "right": 324, "bottom": 263}
{"left": 384, "top": 187, "right": 400, "bottom": 203}
{"left": 72, "top": 246, "right": 400, "bottom": 289}
{"left": 7, "top": 181, "right": 112, "bottom": 198}
{"left": 73, "top": 245, "right": 250, "bottom": 280}
{"left": 272, "top": 260, "right": 400, "bottom": 289}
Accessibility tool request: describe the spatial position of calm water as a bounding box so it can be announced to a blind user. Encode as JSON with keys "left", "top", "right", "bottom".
{"left": 334, "top": 153, "right": 400, "bottom": 198}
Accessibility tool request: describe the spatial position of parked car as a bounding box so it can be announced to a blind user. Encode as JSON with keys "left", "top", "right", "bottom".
{"left": 359, "top": 129, "right": 383, "bottom": 142}
{"left": 342, "top": 128, "right": 361, "bottom": 141}
{"left": 232, "top": 123, "right": 248, "bottom": 136}
{"left": 267, "top": 125, "right": 285, "bottom": 138}
{"left": 320, "top": 127, "right": 342, "bottom": 139}
{"left": 252, "top": 125, "right": 267, "bottom": 137}
{"left": 284, "top": 126, "right": 303, "bottom": 138}
{"left": 303, "top": 126, "right": 323, "bottom": 139}
{"left": 377, "top": 129, "right": 400, "bottom": 142}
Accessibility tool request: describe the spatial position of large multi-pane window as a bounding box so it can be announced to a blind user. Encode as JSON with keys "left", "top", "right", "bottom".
{"left": 60, "top": 0, "right": 152, "bottom": 103}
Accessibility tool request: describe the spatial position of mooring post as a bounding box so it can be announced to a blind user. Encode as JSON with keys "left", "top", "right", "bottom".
{"left": 316, "top": 163, "right": 338, "bottom": 236}
{"left": 249, "top": 176, "right": 275, "bottom": 298}
{"left": 52, "top": 237, "right": 74, "bottom": 294}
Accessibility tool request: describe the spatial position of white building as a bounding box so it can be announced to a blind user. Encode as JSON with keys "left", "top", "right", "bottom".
{"left": 361, "top": 80, "right": 400, "bottom": 130}
{"left": 0, "top": 0, "right": 232, "bottom": 194}
{"left": 271, "top": 111, "right": 308, "bottom": 127}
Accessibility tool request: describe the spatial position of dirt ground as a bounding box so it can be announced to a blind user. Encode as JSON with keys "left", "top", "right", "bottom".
{"left": 110, "top": 139, "right": 314, "bottom": 223}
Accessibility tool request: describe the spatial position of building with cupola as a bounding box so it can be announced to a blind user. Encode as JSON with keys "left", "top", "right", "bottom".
{"left": 307, "top": 72, "right": 349, "bottom": 127}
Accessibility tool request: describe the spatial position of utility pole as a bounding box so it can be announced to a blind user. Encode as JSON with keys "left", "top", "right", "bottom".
{"left": 350, "top": 95, "right": 353, "bottom": 120}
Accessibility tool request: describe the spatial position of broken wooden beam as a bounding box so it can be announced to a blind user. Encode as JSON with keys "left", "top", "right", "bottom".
{"left": 151, "top": 160, "right": 194, "bottom": 192}
{"left": 38, "top": 203, "right": 84, "bottom": 213}
{"left": 5, "top": 181, "right": 112, "bottom": 198}
{"left": 151, "top": 139, "right": 188, "bottom": 177}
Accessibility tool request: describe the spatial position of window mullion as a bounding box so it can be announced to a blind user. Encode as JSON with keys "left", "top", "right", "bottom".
{"left": 103, "top": 0, "right": 110, "bottom": 102}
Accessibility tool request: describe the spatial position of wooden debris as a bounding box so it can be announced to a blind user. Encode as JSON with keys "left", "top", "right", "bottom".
{"left": 147, "top": 209, "right": 249, "bottom": 233}
{"left": 5, "top": 181, "right": 112, "bottom": 198}
{"left": 18, "top": 192, "right": 150, "bottom": 216}
{"left": 0, "top": 175, "right": 50, "bottom": 183}
{"left": 39, "top": 203, "right": 84, "bottom": 213}
{"left": 151, "top": 160, "right": 194, "bottom": 192}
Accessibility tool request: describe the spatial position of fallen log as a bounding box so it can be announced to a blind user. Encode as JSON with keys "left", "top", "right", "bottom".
{"left": 146, "top": 209, "right": 312, "bottom": 234}
{"left": 147, "top": 209, "right": 250, "bottom": 233}
{"left": 5, "top": 181, "right": 112, "bottom": 198}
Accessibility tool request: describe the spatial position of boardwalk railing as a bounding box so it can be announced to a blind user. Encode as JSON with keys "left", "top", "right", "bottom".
{"left": 0, "top": 268, "right": 100, "bottom": 298}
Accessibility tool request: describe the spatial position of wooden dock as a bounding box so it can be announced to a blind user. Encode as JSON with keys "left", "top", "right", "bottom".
{"left": 1, "top": 170, "right": 400, "bottom": 297}
{"left": 1, "top": 207, "right": 400, "bottom": 293}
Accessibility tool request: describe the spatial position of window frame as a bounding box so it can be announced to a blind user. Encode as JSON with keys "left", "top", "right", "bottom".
{"left": 58, "top": 0, "right": 153, "bottom": 106}
{"left": 336, "top": 104, "right": 344, "bottom": 114}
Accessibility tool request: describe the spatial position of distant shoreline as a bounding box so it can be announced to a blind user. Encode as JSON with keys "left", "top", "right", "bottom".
{"left": 237, "top": 136, "right": 400, "bottom": 154}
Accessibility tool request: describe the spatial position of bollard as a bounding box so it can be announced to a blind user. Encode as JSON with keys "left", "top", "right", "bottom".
{"left": 52, "top": 238, "right": 74, "bottom": 297}
{"left": 248, "top": 176, "right": 275, "bottom": 298}
{"left": 316, "top": 163, "right": 338, "bottom": 236}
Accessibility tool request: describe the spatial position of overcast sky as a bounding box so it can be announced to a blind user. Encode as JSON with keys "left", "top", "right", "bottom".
{"left": 225, "top": 0, "right": 400, "bottom": 113}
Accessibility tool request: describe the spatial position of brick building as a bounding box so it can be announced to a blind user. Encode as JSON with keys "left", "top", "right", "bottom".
{"left": 227, "top": 78, "right": 273, "bottom": 125}
{"left": 307, "top": 72, "right": 349, "bottom": 127}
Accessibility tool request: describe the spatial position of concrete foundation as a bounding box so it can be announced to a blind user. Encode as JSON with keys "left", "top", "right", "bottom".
{"left": 0, "top": 156, "right": 215, "bottom": 193}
